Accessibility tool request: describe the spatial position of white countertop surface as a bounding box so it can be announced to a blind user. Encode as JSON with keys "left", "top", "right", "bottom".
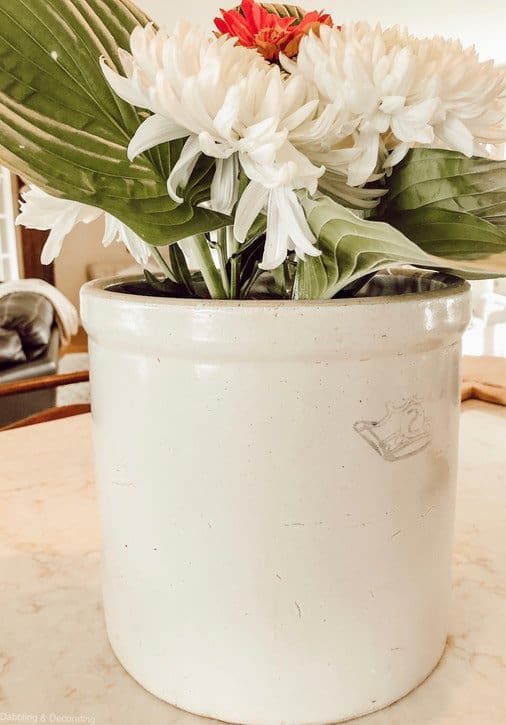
{"left": 0, "top": 401, "right": 505, "bottom": 725}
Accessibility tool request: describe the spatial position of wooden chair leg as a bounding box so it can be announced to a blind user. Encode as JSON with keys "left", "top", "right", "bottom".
{"left": 0, "top": 404, "right": 91, "bottom": 431}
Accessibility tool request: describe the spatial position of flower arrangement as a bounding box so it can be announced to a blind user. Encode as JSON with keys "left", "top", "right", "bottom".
{"left": 3, "top": 0, "right": 506, "bottom": 299}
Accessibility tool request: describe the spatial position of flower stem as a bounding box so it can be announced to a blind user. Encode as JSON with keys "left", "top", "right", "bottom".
{"left": 152, "top": 247, "right": 178, "bottom": 284}
{"left": 187, "top": 234, "right": 227, "bottom": 299}
{"left": 283, "top": 261, "right": 291, "bottom": 298}
{"left": 216, "top": 228, "right": 230, "bottom": 297}
{"left": 241, "top": 264, "right": 262, "bottom": 299}
{"left": 227, "top": 227, "right": 240, "bottom": 299}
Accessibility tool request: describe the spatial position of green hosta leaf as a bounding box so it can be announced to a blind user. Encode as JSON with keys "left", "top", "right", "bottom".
{"left": 385, "top": 207, "right": 506, "bottom": 260}
{"left": 376, "top": 148, "right": 506, "bottom": 262}
{"left": 168, "top": 244, "right": 195, "bottom": 295}
{"left": 143, "top": 269, "right": 187, "bottom": 297}
{"left": 294, "top": 194, "right": 506, "bottom": 300}
{"left": 379, "top": 148, "right": 506, "bottom": 224}
{"left": 0, "top": 0, "right": 229, "bottom": 245}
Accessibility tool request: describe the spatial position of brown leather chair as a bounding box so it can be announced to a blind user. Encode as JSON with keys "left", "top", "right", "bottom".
{"left": 0, "top": 326, "right": 60, "bottom": 426}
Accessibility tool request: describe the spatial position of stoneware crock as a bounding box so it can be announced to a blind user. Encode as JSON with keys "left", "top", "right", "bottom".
{"left": 81, "top": 273, "right": 471, "bottom": 725}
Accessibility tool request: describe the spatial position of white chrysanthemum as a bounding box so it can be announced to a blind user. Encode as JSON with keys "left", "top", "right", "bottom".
{"left": 283, "top": 24, "right": 436, "bottom": 185}
{"left": 102, "top": 23, "right": 257, "bottom": 213}
{"left": 391, "top": 30, "right": 506, "bottom": 157}
{"left": 102, "top": 22, "right": 328, "bottom": 269}
{"left": 16, "top": 186, "right": 151, "bottom": 266}
{"left": 285, "top": 23, "right": 506, "bottom": 186}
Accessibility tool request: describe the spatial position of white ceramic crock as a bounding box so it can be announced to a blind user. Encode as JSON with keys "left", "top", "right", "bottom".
{"left": 81, "top": 275, "right": 471, "bottom": 725}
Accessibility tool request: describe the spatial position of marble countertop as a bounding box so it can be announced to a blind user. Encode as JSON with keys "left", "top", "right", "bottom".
{"left": 0, "top": 401, "right": 505, "bottom": 725}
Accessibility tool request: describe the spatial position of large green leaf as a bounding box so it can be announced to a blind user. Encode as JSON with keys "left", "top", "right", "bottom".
{"left": 376, "top": 149, "right": 506, "bottom": 260}
{"left": 383, "top": 207, "right": 506, "bottom": 260}
{"left": 0, "top": 0, "right": 229, "bottom": 245}
{"left": 379, "top": 149, "right": 506, "bottom": 223}
{"left": 294, "top": 194, "right": 506, "bottom": 300}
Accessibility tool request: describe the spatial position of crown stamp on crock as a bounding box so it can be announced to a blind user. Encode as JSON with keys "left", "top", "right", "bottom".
{"left": 354, "top": 398, "right": 432, "bottom": 462}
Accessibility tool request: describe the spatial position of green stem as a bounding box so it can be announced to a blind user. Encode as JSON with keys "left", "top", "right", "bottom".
{"left": 272, "top": 264, "right": 286, "bottom": 298}
{"left": 241, "top": 264, "right": 262, "bottom": 299}
{"left": 152, "top": 247, "right": 178, "bottom": 284}
{"left": 227, "top": 227, "right": 240, "bottom": 299}
{"left": 186, "top": 234, "right": 227, "bottom": 299}
{"left": 283, "top": 261, "right": 292, "bottom": 298}
{"left": 216, "top": 228, "right": 230, "bottom": 297}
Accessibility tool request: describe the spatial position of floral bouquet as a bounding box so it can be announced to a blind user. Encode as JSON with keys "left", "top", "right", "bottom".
{"left": 3, "top": 0, "right": 506, "bottom": 299}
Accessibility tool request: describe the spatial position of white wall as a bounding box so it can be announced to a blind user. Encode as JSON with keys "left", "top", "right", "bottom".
{"left": 54, "top": 218, "right": 135, "bottom": 310}
{"left": 137, "top": 0, "right": 506, "bottom": 61}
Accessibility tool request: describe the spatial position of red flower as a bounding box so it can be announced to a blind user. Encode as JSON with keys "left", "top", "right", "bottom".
{"left": 215, "top": 0, "right": 336, "bottom": 62}
{"left": 284, "top": 10, "right": 334, "bottom": 58}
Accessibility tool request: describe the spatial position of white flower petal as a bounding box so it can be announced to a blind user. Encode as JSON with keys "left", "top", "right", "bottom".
{"left": 380, "top": 95, "right": 405, "bottom": 114}
{"left": 283, "top": 189, "right": 320, "bottom": 259}
{"left": 259, "top": 189, "right": 288, "bottom": 271}
{"left": 383, "top": 142, "right": 410, "bottom": 169}
{"left": 177, "top": 237, "right": 201, "bottom": 270}
{"left": 234, "top": 181, "right": 269, "bottom": 244}
{"left": 40, "top": 212, "right": 80, "bottom": 265}
{"left": 102, "top": 214, "right": 117, "bottom": 247}
{"left": 213, "top": 84, "right": 242, "bottom": 140}
{"left": 118, "top": 48, "right": 135, "bottom": 77}
{"left": 118, "top": 224, "right": 152, "bottom": 265}
{"left": 436, "top": 116, "right": 475, "bottom": 156}
{"left": 347, "top": 129, "right": 380, "bottom": 186}
{"left": 256, "top": 187, "right": 320, "bottom": 269}
{"left": 283, "top": 100, "right": 319, "bottom": 132}
{"left": 102, "top": 214, "right": 151, "bottom": 265}
{"left": 167, "top": 135, "right": 202, "bottom": 204}
{"left": 17, "top": 185, "right": 102, "bottom": 264}
{"left": 210, "top": 156, "right": 239, "bottom": 215}
{"left": 17, "top": 185, "right": 151, "bottom": 267}
{"left": 17, "top": 186, "right": 100, "bottom": 229}
{"left": 128, "top": 114, "right": 187, "bottom": 160}
{"left": 198, "top": 132, "right": 235, "bottom": 159}
{"left": 100, "top": 57, "right": 148, "bottom": 108}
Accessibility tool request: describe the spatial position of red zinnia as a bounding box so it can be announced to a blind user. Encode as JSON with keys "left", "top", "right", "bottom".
{"left": 215, "top": 0, "right": 335, "bottom": 62}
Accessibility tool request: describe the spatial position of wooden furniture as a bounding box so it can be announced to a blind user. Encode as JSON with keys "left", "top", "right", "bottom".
{"left": 60, "top": 325, "right": 88, "bottom": 355}
{"left": 0, "top": 401, "right": 504, "bottom": 725}
{"left": 0, "top": 370, "right": 90, "bottom": 430}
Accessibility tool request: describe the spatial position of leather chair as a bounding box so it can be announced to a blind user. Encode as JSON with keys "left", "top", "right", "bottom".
{"left": 0, "top": 290, "right": 63, "bottom": 427}
{"left": 0, "top": 326, "right": 60, "bottom": 427}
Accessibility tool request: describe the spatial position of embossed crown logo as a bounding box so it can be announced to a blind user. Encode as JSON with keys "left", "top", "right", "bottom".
{"left": 353, "top": 397, "right": 432, "bottom": 462}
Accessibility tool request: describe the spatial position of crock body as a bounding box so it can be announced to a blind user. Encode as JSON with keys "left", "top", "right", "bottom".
{"left": 81, "top": 277, "right": 471, "bottom": 725}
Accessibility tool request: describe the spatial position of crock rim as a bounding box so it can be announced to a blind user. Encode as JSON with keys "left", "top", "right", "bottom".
{"left": 81, "top": 271, "right": 471, "bottom": 309}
